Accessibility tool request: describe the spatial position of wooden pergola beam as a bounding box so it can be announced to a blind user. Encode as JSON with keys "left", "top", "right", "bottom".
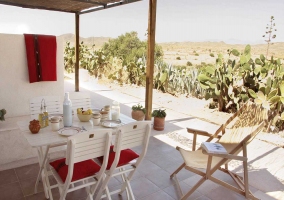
{"left": 145, "top": 0, "right": 157, "bottom": 120}
{"left": 75, "top": 13, "right": 80, "bottom": 92}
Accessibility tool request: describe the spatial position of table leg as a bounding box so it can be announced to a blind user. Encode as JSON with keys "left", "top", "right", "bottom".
{"left": 36, "top": 146, "right": 49, "bottom": 199}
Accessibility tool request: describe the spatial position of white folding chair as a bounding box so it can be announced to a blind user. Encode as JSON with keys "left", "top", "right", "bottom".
{"left": 29, "top": 95, "right": 62, "bottom": 119}
{"left": 68, "top": 91, "right": 92, "bottom": 113}
{"left": 46, "top": 129, "right": 113, "bottom": 200}
{"left": 93, "top": 121, "right": 151, "bottom": 200}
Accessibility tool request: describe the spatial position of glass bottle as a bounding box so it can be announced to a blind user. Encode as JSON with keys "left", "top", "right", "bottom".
{"left": 111, "top": 101, "right": 120, "bottom": 120}
{"left": 63, "top": 92, "right": 72, "bottom": 127}
{"left": 38, "top": 104, "right": 45, "bottom": 128}
{"left": 43, "top": 102, "right": 49, "bottom": 126}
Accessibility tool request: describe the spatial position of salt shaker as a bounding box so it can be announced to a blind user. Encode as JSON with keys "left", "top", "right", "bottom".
{"left": 111, "top": 101, "right": 120, "bottom": 120}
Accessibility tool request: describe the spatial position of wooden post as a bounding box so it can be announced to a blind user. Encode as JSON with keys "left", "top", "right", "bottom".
{"left": 145, "top": 0, "right": 157, "bottom": 120}
{"left": 75, "top": 13, "right": 80, "bottom": 92}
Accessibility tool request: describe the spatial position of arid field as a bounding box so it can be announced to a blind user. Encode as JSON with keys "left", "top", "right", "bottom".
{"left": 61, "top": 33, "right": 284, "bottom": 67}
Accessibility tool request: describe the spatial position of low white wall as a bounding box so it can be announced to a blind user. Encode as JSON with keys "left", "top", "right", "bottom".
{"left": 0, "top": 33, "right": 65, "bottom": 170}
{"left": 0, "top": 33, "right": 64, "bottom": 117}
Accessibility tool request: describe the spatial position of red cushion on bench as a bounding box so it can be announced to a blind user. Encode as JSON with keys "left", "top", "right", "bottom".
{"left": 50, "top": 158, "right": 100, "bottom": 182}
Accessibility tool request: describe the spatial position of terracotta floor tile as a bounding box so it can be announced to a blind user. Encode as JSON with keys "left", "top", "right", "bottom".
{"left": 146, "top": 153, "right": 181, "bottom": 169}
{"left": 0, "top": 169, "right": 18, "bottom": 186}
{"left": 164, "top": 164, "right": 196, "bottom": 182}
{"left": 0, "top": 182, "right": 25, "bottom": 200}
{"left": 145, "top": 169, "right": 175, "bottom": 189}
{"left": 254, "top": 190, "right": 284, "bottom": 200}
{"left": 25, "top": 188, "right": 60, "bottom": 200}
{"left": 136, "top": 159, "right": 162, "bottom": 175}
{"left": 194, "top": 195, "right": 212, "bottom": 200}
{"left": 139, "top": 190, "right": 175, "bottom": 200}
{"left": 14, "top": 163, "right": 39, "bottom": 181}
{"left": 163, "top": 181, "right": 203, "bottom": 200}
{"left": 205, "top": 186, "right": 246, "bottom": 200}
{"left": 183, "top": 175, "right": 219, "bottom": 195}
{"left": 19, "top": 176, "right": 45, "bottom": 196}
{"left": 129, "top": 177, "right": 161, "bottom": 198}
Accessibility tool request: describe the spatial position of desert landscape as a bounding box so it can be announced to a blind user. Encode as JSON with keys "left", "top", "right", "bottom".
{"left": 62, "top": 33, "right": 284, "bottom": 145}
{"left": 61, "top": 33, "right": 284, "bottom": 67}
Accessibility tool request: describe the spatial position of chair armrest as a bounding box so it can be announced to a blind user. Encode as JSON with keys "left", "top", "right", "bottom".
{"left": 187, "top": 127, "right": 222, "bottom": 151}
{"left": 201, "top": 149, "right": 247, "bottom": 161}
{"left": 187, "top": 127, "right": 212, "bottom": 137}
{"left": 187, "top": 127, "right": 211, "bottom": 151}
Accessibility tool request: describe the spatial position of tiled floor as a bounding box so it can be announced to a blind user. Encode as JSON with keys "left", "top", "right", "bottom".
{"left": 0, "top": 136, "right": 268, "bottom": 200}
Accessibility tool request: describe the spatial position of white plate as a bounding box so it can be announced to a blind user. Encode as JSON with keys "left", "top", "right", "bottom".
{"left": 58, "top": 127, "right": 81, "bottom": 136}
{"left": 101, "top": 120, "right": 121, "bottom": 128}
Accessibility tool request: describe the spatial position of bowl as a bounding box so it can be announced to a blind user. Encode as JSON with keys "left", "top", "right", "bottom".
{"left": 77, "top": 113, "right": 92, "bottom": 122}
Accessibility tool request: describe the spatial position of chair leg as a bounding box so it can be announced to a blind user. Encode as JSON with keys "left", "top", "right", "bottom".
{"left": 119, "top": 170, "right": 135, "bottom": 200}
{"left": 170, "top": 163, "right": 186, "bottom": 178}
{"left": 181, "top": 177, "right": 206, "bottom": 200}
{"left": 94, "top": 174, "right": 111, "bottom": 200}
{"left": 59, "top": 184, "right": 69, "bottom": 200}
{"left": 104, "top": 186, "right": 111, "bottom": 200}
{"left": 43, "top": 167, "right": 53, "bottom": 200}
{"left": 243, "top": 146, "right": 250, "bottom": 199}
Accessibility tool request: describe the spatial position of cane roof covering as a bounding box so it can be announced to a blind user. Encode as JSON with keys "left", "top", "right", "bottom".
{"left": 0, "top": 0, "right": 140, "bottom": 14}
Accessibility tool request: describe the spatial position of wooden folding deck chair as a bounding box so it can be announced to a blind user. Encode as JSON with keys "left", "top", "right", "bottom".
{"left": 170, "top": 102, "right": 268, "bottom": 200}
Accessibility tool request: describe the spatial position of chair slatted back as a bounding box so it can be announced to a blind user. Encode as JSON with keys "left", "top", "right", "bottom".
{"left": 67, "top": 129, "right": 112, "bottom": 164}
{"left": 220, "top": 102, "right": 267, "bottom": 144}
{"left": 30, "top": 96, "right": 62, "bottom": 119}
{"left": 114, "top": 121, "right": 151, "bottom": 151}
{"left": 213, "top": 102, "right": 267, "bottom": 168}
{"left": 68, "top": 92, "right": 92, "bottom": 113}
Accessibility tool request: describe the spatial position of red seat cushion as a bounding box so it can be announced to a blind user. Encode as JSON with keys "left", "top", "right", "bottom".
{"left": 50, "top": 158, "right": 100, "bottom": 182}
{"left": 98, "top": 145, "right": 139, "bottom": 170}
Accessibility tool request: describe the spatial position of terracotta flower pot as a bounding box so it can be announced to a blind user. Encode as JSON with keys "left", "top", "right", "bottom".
{"left": 153, "top": 117, "right": 165, "bottom": 131}
{"left": 131, "top": 110, "right": 145, "bottom": 121}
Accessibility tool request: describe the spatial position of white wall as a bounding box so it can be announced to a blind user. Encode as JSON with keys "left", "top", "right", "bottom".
{"left": 0, "top": 33, "right": 64, "bottom": 118}
{"left": 0, "top": 33, "right": 65, "bottom": 170}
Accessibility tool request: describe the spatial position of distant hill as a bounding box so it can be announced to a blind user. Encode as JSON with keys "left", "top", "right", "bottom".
{"left": 158, "top": 41, "right": 284, "bottom": 56}
{"left": 59, "top": 33, "right": 111, "bottom": 49}
{"left": 158, "top": 41, "right": 284, "bottom": 66}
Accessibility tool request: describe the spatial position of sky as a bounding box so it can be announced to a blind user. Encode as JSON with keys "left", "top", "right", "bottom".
{"left": 0, "top": 0, "right": 283, "bottom": 44}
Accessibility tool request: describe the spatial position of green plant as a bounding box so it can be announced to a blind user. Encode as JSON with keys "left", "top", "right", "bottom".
{"left": 176, "top": 57, "right": 181, "bottom": 60}
{"left": 102, "top": 31, "right": 163, "bottom": 66}
{"left": 210, "top": 53, "right": 214, "bottom": 57}
{"left": 263, "top": 16, "right": 277, "bottom": 58}
{"left": 0, "top": 109, "right": 6, "bottom": 121}
{"left": 152, "top": 109, "right": 166, "bottom": 118}
{"left": 195, "top": 53, "right": 199, "bottom": 56}
{"left": 197, "top": 46, "right": 244, "bottom": 112}
{"left": 186, "top": 61, "right": 192, "bottom": 66}
{"left": 132, "top": 104, "right": 146, "bottom": 114}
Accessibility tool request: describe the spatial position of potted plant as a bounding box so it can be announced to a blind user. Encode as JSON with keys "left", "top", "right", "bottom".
{"left": 0, "top": 109, "right": 6, "bottom": 121}
{"left": 131, "top": 104, "right": 146, "bottom": 121}
{"left": 152, "top": 109, "right": 166, "bottom": 131}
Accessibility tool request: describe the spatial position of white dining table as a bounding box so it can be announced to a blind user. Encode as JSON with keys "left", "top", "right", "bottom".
{"left": 17, "top": 113, "right": 135, "bottom": 199}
